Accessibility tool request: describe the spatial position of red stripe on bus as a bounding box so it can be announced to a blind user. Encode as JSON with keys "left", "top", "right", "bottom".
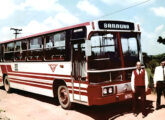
{"left": 6, "top": 65, "right": 12, "bottom": 72}
{"left": 8, "top": 73, "right": 57, "bottom": 80}
{"left": 10, "top": 71, "right": 71, "bottom": 77}
{"left": 0, "top": 65, "right": 7, "bottom": 74}
{"left": 67, "top": 86, "right": 87, "bottom": 91}
{"left": 9, "top": 77, "right": 53, "bottom": 86}
{"left": 64, "top": 79, "right": 88, "bottom": 84}
{"left": 10, "top": 80, "right": 52, "bottom": 90}
{"left": 73, "top": 81, "right": 88, "bottom": 84}
{"left": 69, "top": 90, "right": 87, "bottom": 96}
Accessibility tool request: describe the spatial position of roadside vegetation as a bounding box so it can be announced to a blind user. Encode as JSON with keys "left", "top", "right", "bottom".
{"left": 143, "top": 52, "right": 165, "bottom": 89}
{"left": 143, "top": 36, "right": 165, "bottom": 90}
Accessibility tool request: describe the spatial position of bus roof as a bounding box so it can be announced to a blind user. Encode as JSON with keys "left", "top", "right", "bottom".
{"left": 0, "top": 22, "right": 90, "bottom": 44}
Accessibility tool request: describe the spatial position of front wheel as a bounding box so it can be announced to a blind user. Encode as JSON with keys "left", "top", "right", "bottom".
{"left": 4, "top": 76, "right": 11, "bottom": 93}
{"left": 58, "top": 85, "right": 72, "bottom": 109}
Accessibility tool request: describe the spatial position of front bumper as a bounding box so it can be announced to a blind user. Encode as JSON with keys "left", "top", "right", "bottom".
{"left": 90, "top": 92, "right": 132, "bottom": 106}
{"left": 88, "top": 83, "right": 133, "bottom": 106}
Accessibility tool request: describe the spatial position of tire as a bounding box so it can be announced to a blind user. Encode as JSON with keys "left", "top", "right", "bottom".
{"left": 4, "top": 76, "right": 11, "bottom": 93}
{"left": 58, "top": 85, "right": 72, "bottom": 109}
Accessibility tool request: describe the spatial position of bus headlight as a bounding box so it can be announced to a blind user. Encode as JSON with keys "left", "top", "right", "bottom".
{"left": 102, "top": 86, "right": 114, "bottom": 96}
{"left": 108, "top": 87, "right": 113, "bottom": 94}
{"left": 103, "top": 88, "right": 108, "bottom": 94}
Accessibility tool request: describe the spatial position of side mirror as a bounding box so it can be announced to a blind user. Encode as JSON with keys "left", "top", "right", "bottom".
{"left": 85, "top": 40, "right": 92, "bottom": 56}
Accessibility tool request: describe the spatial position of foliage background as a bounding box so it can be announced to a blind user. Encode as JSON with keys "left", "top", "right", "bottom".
{"left": 143, "top": 52, "right": 165, "bottom": 89}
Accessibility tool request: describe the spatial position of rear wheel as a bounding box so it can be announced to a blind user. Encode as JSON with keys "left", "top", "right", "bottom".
{"left": 4, "top": 76, "right": 11, "bottom": 93}
{"left": 58, "top": 85, "right": 72, "bottom": 109}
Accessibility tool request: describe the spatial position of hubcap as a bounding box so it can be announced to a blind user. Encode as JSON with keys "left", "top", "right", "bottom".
{"left": 60, "top": 87, "right": 68, "bottom": 105}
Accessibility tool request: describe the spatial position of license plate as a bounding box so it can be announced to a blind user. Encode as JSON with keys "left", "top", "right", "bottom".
{"left": 125, "top": 94, "right": 132, "bottom": 99}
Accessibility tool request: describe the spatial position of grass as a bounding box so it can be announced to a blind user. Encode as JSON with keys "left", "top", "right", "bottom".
{"left": 0, "top": 109, "right": 10, "bottom": 120}
{"left": 0, "top": 109, "right": 5, "bottom": 113}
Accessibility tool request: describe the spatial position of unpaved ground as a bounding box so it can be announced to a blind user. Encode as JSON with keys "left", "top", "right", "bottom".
{"left": 0, "top": 88, "right": 165, "bottom": 120}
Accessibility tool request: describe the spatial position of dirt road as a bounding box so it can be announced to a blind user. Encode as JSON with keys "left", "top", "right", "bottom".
{"left": 0, "top": 88, "right": 165, "bottom": 120}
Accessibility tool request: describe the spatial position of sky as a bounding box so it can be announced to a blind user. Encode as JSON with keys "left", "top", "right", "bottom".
{"left": 0, "top": 0, "right": 164, "bottom": 55}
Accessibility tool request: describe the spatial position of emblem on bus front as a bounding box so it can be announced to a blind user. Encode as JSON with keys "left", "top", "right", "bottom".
{"left": 49, "top": 64, "right": 58, "bottom": 72}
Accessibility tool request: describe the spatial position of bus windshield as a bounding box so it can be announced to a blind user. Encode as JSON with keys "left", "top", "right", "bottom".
{"left": 120, "top": 32, "right": 140, "bottom": 67}
{"left": 88, "top": 32, "right": 140, "bottom": 83}
{"left": 88, "top": 32, "right": 120, "bottom": 70}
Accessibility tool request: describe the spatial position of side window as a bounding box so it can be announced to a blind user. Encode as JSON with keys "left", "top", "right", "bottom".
{"left": 15, "top": 41, "right": 21, "bottom": 51}
{"left": 54, "top": 32, "right": 65, "bottom": 48}
{"left": 29, "top": 37, "right": 43, "bottom": 50}
{"left": 22, "top": 40, "right": 27, "bottom": 50}
{"left": 45, "top": 32, "right": 66, "bottom": 61}
{"left": 28, "top": 37, "right": 43, "bottom": 61}
{"left": 4, "top": 42, "right": 14, "bottom": 61}
{"left": 7, "top": 42, "right": 14, "bottom": 52}
{"left": 46, "top": 35, "right": 54, "bottom": 48}
{"left": 15, "top": 40, "right": 28, "bottom": 61}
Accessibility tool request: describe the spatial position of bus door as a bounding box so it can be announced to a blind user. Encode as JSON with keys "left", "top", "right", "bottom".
{"left": 71, "top": 42, "right": 87, "bottom": 101}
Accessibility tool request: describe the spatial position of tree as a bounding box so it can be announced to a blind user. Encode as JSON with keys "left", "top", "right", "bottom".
{"left": 157, "top": 36, "right": 165, "bottom": 45}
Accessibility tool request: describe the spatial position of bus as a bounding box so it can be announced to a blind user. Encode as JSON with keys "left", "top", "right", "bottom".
{"left": 0, "top": 20, "right": 144, "bottom": 109}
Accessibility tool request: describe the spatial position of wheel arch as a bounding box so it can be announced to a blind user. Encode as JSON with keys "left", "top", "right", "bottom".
{"left": 52, "top": 79, "right": 67, "bottom": 98}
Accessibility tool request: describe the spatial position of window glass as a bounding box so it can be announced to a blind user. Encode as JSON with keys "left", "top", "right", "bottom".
{"left": 29, "top": 37, "right": 43, "bottom": 50}
{"left": 88, "top": 33, "right": 121, "bottom": 70}
{"left": 121, "top": 38, "right": 138, "bottom": 56}
{"left": 6, "top": 42, "right": 14, "bottom": 52}
{"left": 121, "top": 34, "right": 139, "bottom": 67}
{"left": 46, "top": 32, "right": 66, "bottom": 48}
{"left": 22, "top": 40, "right": 27, "bottom": 50}
{"left": 4, "top": 42, "right": 14, "bottom": 61}
{"left": 45, "top": 32, "right": 66, "bottom": 61}
{"left": 15, "top": 41, "right": 21, "bottom": 51}
{"left": 15, "top": 40, "right": 27, "bottom": 61}
{"left": 46, "top": 35, "right": 54, "bottom": 48}
{"left": 90, "top": 33, "right": 115, "bottom": 58}
{"left": 28, "top": 37, "right": 43, "bottom": 61}
{"left": 54, "top": 32, "right": 65, "bottom": 47}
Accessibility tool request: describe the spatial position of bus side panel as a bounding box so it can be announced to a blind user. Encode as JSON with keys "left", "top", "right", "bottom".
{"left": 10, "top": 82, "right": 54, "bottom": 97}
{"left": 2, "top": 62, "right": 71, "bottom": 98}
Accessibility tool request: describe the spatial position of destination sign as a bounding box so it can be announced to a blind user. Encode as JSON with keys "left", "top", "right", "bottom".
{"left": 71, "top": 27, "right": 87, "bottom": 42}
{"left": 98, "top": 21, "right": 135, "bottom": 30}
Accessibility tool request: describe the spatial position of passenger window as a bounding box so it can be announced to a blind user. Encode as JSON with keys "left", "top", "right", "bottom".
{"left": 28, "top": 37, "right": 44, "bottom": 61}
{"left": 15, "top": 40, "right": 27, "bottom": 61}
{"left": 4, "top": 42, "right": 14, "bottom": 61}
{"left": 45, "top": 32, "right": 66, "bottom": 61}
{"left": 6, "top": 42, "right": 14, "bottom": 52}
{"left": 54, "top": 32, "right": 65, "bottom": 47}
{"left": 30, "top": 37, "right": 43, "bottom": 50}
{"left": 46, "top": 36, "right": 54, "bottom": 48}
{"left": 22, "top": 40, "right": 27, "bottom": 50}
{"left": 15, "top": 41, "right": 21, "bottom": 51}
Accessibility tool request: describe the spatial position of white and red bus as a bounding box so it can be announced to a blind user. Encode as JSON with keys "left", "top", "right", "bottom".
{"left": 0, "top": 20, "right": 144, "bottom": 109}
